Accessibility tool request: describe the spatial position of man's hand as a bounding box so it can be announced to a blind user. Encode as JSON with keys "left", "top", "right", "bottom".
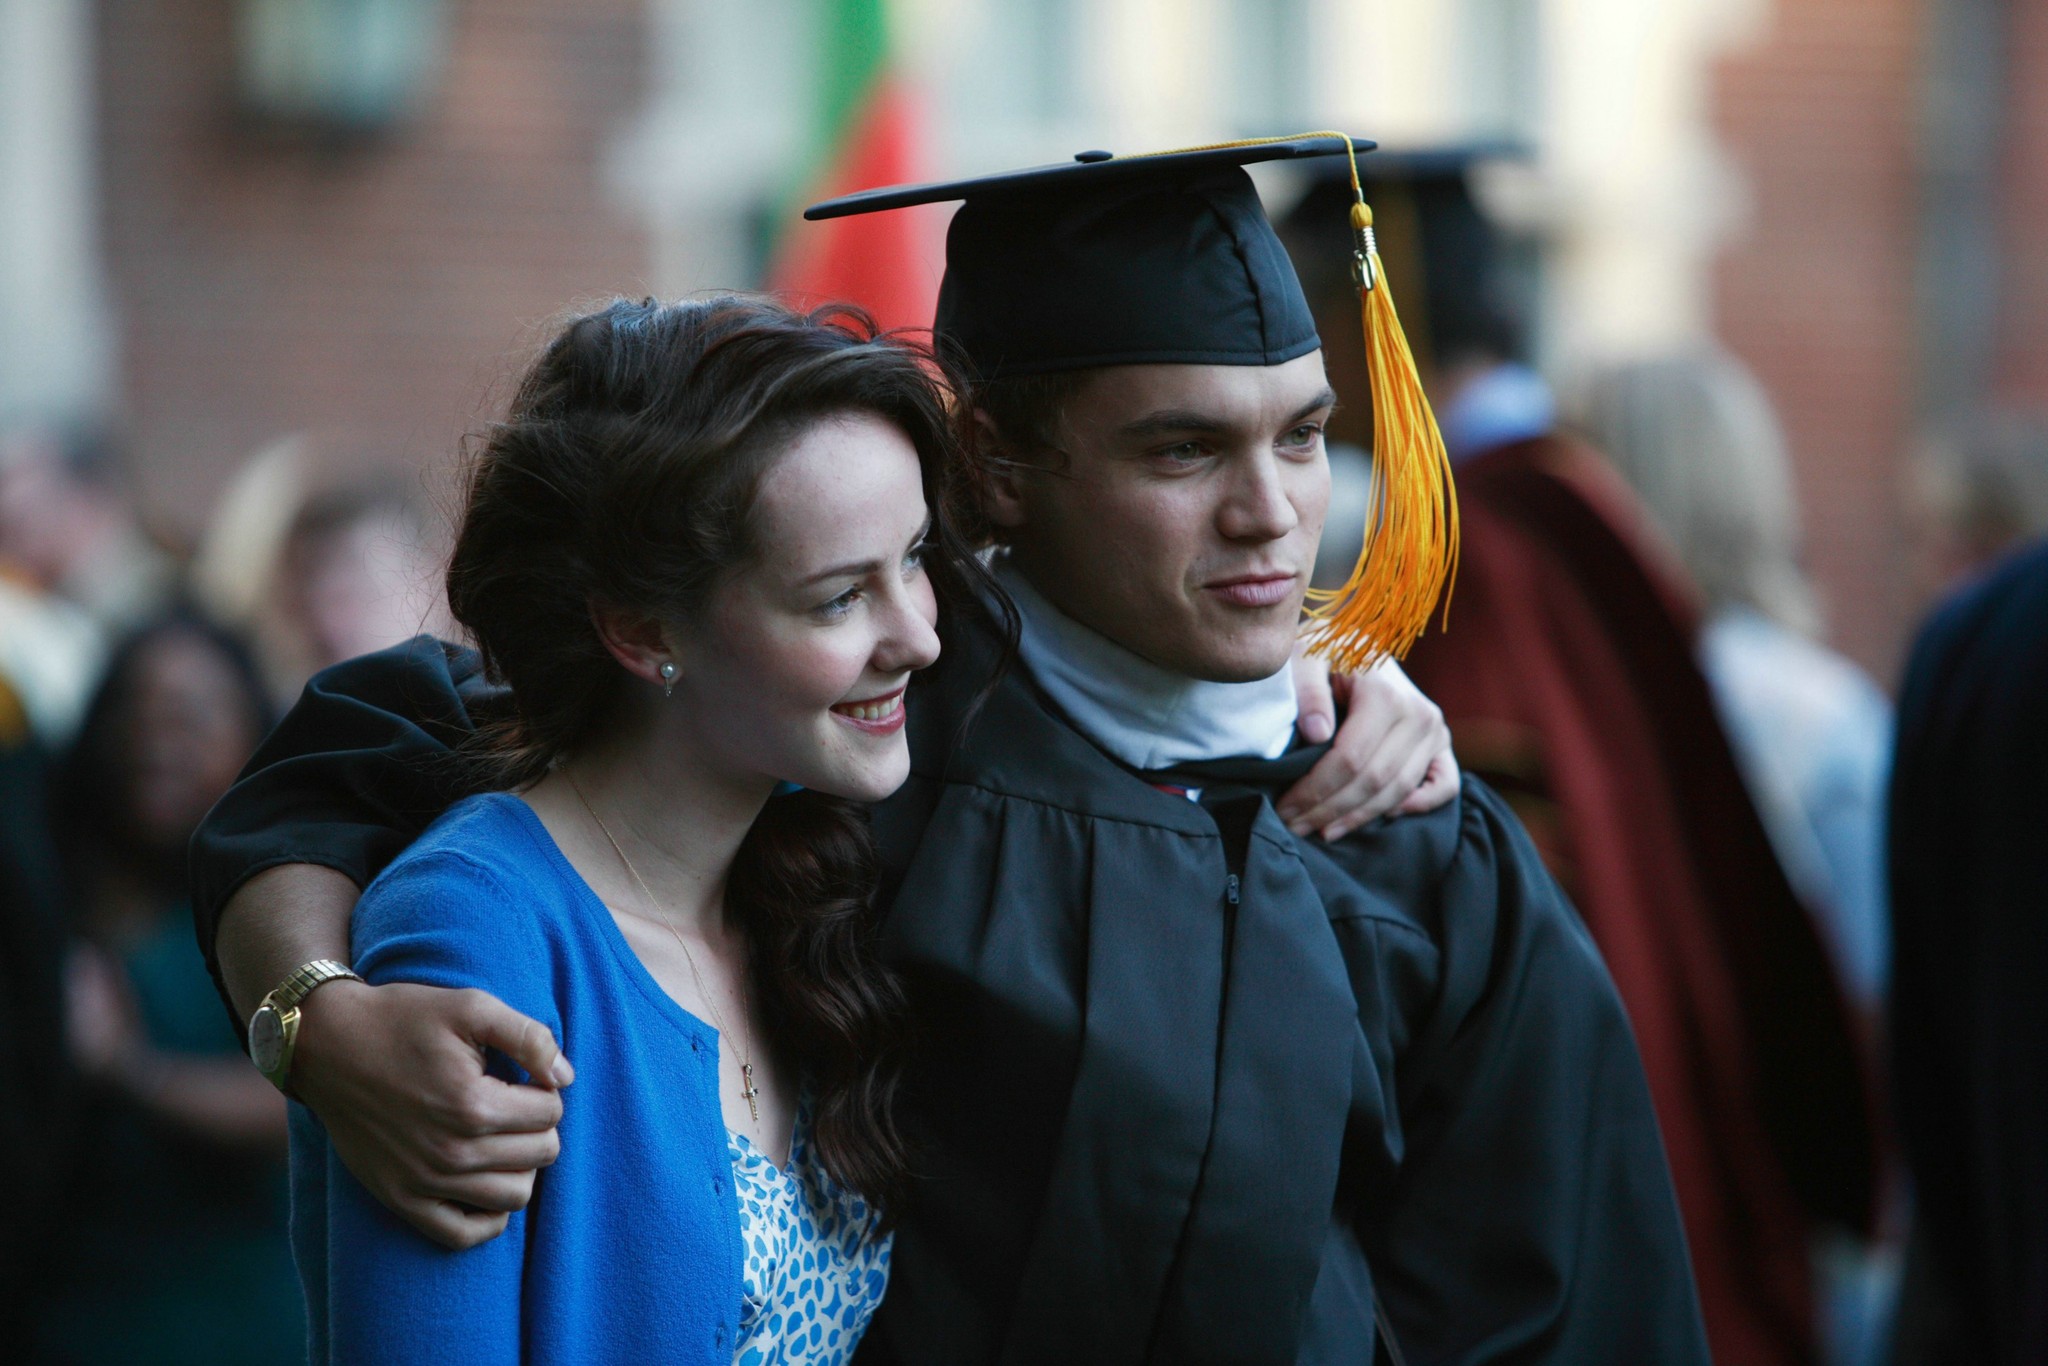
{"left": 293, "top": 978, "right": 574, "bottom": 1249}
{"left": 1283, "top": 651, "right": 1459, "bottom": 840}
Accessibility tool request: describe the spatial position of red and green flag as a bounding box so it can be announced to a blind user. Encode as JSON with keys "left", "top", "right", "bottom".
{"left": 765, "top": 0, "right": 945, "bottom": 334}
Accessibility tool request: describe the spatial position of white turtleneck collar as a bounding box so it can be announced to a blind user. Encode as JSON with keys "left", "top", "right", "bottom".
{"left": 994, "top": 557, "right": 1299, "bottom": 773}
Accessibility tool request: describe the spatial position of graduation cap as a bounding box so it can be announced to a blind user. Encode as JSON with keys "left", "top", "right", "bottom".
{"left": 806, "top": 133, "right": 1458, "bottom": 671}
{"left": 1278, "top": 144, "right": 1531, "bottom": 376}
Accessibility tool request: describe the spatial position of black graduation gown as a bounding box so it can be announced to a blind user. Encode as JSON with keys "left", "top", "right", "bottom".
{"left": 189, "top": 608, "right": 1707, "bottom": 1365}
{"left": 1888, "top": 538, "right": 2048, "bottom": 1366}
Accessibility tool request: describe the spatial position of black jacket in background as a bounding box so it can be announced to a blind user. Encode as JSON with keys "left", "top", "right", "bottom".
{"left": 1889, "top": 538, "right": 2048, "bottom": 1366}
{"left": 191, "top": 605, "right": 1708, "bottom": 1365}
{"left": 0, "top": 731, "right": 73, "bottom": 1350}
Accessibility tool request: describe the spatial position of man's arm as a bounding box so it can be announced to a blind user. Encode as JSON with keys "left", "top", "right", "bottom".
{"left": 216, "top": 864, "right": 569, "bottom": 1248}
{"left": 195, "top": 638, "right": 568, "bottom": 1250}
{"left": 1355, "top": 779, "right": 1709, "bottom": 1361}
{"left": 215, "top": 862, "right": 358, "bottom": 1022}
{"left": 193, "top": 635, "right": 501, "bottom": 1016}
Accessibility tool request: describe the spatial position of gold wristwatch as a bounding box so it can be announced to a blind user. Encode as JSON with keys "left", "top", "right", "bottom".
{"left": 248, "top": 959, "right": 364, "bottom": 1093}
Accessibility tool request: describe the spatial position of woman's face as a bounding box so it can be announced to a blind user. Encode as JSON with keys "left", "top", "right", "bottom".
{"left": 668, "top": 412, "right": 941, "bottom": 804}
{"left": 124, "top": 631, "right": 263, "bottom": 855}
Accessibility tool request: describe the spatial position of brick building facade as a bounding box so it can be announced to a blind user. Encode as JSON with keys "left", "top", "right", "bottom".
{"left": 95, "top": 0, "right": 652, "bottom": 538}
{"left": 1711, "top": 0, "right": 1922, "bottom": 675}
{"left": 1994, "top": 0, "right": 2048, "bottom": 406}
{"left": 1714, "top": 0, "right": 2048, "bottom": 677}
{"left": 77, "top": 0, "right": 2041, "bottom": 682}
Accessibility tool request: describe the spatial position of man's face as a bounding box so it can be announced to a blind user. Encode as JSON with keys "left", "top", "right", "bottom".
{"left": 992, "top": 351, "right": 1334, "bottom": 682}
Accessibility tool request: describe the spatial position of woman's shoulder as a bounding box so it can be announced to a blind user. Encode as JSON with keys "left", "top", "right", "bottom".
{"left": 368, "top": 791, "right": 541, "bottom": 885}
{"left": 354, "top": 793, "right": 579, "bottom": 955}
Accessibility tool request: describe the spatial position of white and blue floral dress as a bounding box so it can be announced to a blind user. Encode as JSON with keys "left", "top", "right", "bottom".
{"left": 726, "top": 1106, "right": 892, "bottom": 1366}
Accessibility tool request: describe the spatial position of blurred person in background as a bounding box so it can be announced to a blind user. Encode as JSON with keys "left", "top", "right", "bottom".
{"left": 0, "top": 423, "right": 128, "bottom": 750}
{"left": 0, "top": 568, "right": 105, "bottom": 749}
{"left": 1887, "top": 428, "right": 2048, "bottom": 1365}
{"left": 0, "top": 423, "right": 174, "bottom": 639}
{"left": 272, "top": 480, "right": 451, "bottom": 686}
{"left": 35, "top": 615, "right": 303, "bottom": 1366}
{"left": 1579, "top": 350, "right": 1892, "bottom": 1010}
{"left": 1283, "top": 153, "right": 1877, "bottom": 1366}
{"left": 1903, "top": 412, "right": 2048, "bottom": 601}
{"left": 1888, "top": 535, "right": 2048, "bottom": 1366}
{"left": 0, "top": 668, "right": 75, "bottom": 1357}
{"left": 1578, "top": 351, "right": 1899, "bottom": 1366}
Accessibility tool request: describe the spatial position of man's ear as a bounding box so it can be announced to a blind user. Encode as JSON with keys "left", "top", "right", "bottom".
{"left": 588, "top": 598, "right": 675, "bottom": 688}
{"left": 972, "top": 408, "right": 1031, "bottom": 531}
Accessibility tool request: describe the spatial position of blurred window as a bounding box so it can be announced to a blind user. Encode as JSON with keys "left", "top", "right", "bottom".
{"left": 1460, "top": 0, "right": 1542, "bottom": 140}
{"left": 236, "top": 0, "right": 449, "bottom": 130}
{"left": 977, "top": 0, "right": 1081, "bottom": 122}
{"left": 1224, "top": 0, "right": 1313, "bottom": 131}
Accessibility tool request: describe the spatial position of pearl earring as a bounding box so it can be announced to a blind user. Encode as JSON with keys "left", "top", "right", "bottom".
{"left": 659, "top": 661, "right": 677, "bottom": 698}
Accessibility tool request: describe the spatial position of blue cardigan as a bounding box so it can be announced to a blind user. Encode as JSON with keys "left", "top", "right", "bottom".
{"left": 290, "top": 793, "right": 744, "bottom": 1364}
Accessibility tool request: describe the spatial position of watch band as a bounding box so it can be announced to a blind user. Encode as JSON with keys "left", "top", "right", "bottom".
{"left": 249, "top": 958, "right": 365, "bottom": 1093}
{"left": 266, "top": 958, "right": 363, "bottom": 1013}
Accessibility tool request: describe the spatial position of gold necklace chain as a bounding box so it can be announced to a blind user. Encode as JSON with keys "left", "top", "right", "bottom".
{"left": 567, "top": 777, "right": 762, "bottom": 1122}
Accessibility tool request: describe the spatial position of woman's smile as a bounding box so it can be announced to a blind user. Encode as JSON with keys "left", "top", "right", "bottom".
{"left": 831, "top": 686, "right": 907, "bottom": 734}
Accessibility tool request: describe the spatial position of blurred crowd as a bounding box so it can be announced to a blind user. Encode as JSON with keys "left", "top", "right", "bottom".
{"left": 3, "top": 215, "right": 2047, "bottom": 1366}
{"left": 0, "top": 426, "right": 445, "bottom": 1364}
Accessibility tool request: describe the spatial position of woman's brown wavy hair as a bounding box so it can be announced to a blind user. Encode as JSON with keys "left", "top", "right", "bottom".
{"left": 446, "top": 293, "right": 989, "bottom": 1203}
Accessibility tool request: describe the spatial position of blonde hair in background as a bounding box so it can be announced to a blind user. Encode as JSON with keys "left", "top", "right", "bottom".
{"left": 1575, "top": 350, "right": 1822, "bottom": 638}
{"left": 189, "top": 435, "right": 307, "bottom": 627}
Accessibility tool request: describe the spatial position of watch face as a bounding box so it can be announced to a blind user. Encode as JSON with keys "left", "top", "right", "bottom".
{"left": 250, "top": 1006, "right": 286, "bottom": 1075}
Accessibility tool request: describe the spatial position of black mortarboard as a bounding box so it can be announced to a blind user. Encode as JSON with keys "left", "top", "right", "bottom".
{"left": 805, "top": 136, "right": 1367, "bottom": 380}
{"left": 806, "top": 133, "right": 1459, "bottom": 671}
{"left": 1278, "top": 145, "right": 1531, "bottom": 374}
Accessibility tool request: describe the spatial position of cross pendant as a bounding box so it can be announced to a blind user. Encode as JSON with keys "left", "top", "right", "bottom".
{"left": 739, "top": 1062, "right": 760, "bottom": 1123}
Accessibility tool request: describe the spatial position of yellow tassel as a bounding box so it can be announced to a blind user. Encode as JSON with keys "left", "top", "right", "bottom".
{"left": 1117, "top": 131, "right": 1461, "bottom": 670}
{"left": 1300, "top": 187, "right": 1460, "bottom": 671}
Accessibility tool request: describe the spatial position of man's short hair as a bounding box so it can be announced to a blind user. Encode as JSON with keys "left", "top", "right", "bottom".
{"left": 971, "top": 370, "right": 1087, "bottom": 461}
{"left": 956, "top": 369, "right": 1093, "bottom": 547}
